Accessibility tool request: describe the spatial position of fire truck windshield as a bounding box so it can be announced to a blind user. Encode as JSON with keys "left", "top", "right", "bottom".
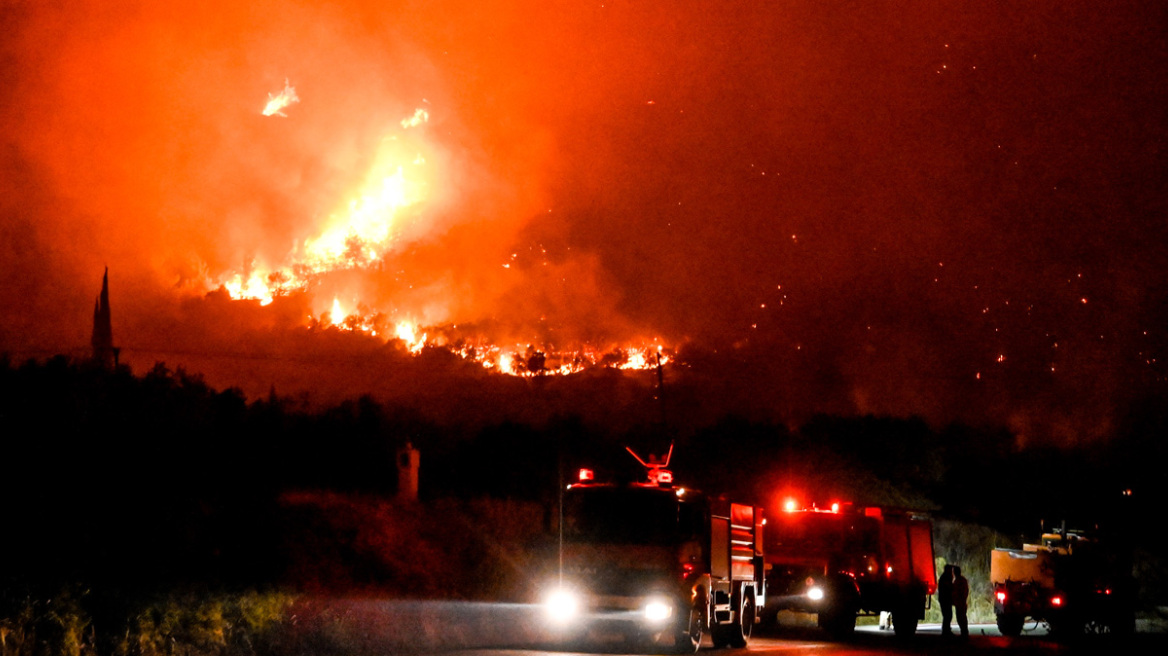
{"left": 564, "top": 487, "right": 701, "bottom": 546}
{"left": 770, "top": 512, "right": 879, "bottom": 554}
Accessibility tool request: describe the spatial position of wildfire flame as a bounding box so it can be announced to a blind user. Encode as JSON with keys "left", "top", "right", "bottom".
{"left": 219, "top": 101, "right": 668, "bottom": 377}
{"left": 262, "top": 79, "right": 300, "bottom": 117}
{"left": 394, "top": 321, "right": 427, "bottom": 354}
{"left": 303, "top": 164, "right": 416, "bottom": 266}
{"left": 330, "top": 297, "right": 346, "bottom": 325}
{"left": 400, "top": 107, "right": 429, "bottom": 129}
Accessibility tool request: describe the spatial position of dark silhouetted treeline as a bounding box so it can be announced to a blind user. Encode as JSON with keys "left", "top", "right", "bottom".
{"left": 2, "top": 354, "right": 1164, "bottom": 596}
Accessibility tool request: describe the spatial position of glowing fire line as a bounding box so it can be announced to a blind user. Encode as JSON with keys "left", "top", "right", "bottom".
{"left": 313, "top": 304, "right": 669, "bottom": 376}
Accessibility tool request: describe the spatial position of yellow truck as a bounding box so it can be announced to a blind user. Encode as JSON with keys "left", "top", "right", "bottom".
{"left": 991, "top": 525, "right": 1135, "bottom": 636}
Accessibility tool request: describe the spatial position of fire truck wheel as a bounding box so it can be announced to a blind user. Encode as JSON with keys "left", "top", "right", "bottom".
{"left": 1083, "top": 619, "right": 1109, "bottom": 635}
{"left": 712, "top": 589, "right": 754, "bottom": 648}
{"left": 672, "top": 601, "right": 705, "bottom": 654}
{"left": 996, "top": 612, "right": 1024, "bottom": 637}
{"left": 891, "top": 602, "right": 920, "bottom": 638}
{"left": 732, "top": 591, "right": 755, "bottom": 647}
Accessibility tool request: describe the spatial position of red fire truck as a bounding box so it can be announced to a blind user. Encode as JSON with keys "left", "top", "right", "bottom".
{"left": 762, "top": 501, "right": 935, "bottom": 638}
{"left": 542, "top": 447, "right": 765, "bottom": 653}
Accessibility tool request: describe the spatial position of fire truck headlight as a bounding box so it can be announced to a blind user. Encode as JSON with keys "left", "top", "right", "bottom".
{"left": 544, "top": 588, "right": 580, "bottom": 624}
{"left": 643, "top": 599, "right": 673, "bottom": 623}
{"left": 807, "top": 586, "right": 825, "bottom": 602}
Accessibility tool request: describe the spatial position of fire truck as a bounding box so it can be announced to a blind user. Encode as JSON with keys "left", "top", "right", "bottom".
{"left": 991, "top": 523, "right": 1135, "bottom": 637}
{"left": 542, "top": 447, "right": 765, "bottom": 653}
{"left": 761, "top": 502, "right": 935, "bottom": 638}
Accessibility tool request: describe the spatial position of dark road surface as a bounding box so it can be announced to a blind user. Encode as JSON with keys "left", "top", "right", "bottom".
{"left": 288, "top": 600, "right": 1167, "bottom": 655}
{"left": 447, "top": 622, "right": 1168, "bottom": 656}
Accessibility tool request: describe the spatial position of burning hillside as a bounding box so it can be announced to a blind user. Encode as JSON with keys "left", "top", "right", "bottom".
{"left": 4, "top": 1, "right": 1164, "bottom": 442}
{"left": 211, "top": 84, "right": 668, "bottom": 376}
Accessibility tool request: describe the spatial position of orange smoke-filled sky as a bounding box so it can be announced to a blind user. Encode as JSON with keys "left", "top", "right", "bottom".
{"left": 2, "top": 1, "right": 1166, "bottom": 440}
{"left": 3, "top": 1, "right": 565, "bottom": 325}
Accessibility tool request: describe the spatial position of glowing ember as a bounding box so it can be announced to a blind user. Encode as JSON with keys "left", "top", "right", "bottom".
{"left": 262, "top": 79, "right": 299, "bottom": 117}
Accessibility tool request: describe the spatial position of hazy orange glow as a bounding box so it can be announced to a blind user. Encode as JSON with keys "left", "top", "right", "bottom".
{"left": 2, "top": 1, "right": 1163, "bottom": 436}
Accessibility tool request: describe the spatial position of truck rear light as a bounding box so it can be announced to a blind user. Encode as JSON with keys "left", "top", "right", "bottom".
{"left": 1050, "top": 595, "right": 1063, "bottom": 607}
{"left": 830, "top": 502, "right": 840, "bottom": 513}
{"left": 783, "top": 498, "right": 798, "bottom": 513}
{"left": 996, "top": 591, "right": 1007, "bottom": 603}
{"left": 681, "top": 562, "right": 696, "bottom": 578}
{"left": 577, "top": 468, "right": 593, "bottom": 482}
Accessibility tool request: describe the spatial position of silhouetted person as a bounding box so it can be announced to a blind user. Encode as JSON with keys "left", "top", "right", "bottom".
{"left": 953, "top": 565, "right": 970, "bottom": 638}
{"left": 937, "top": 564, "right": 954, "bottom": 635}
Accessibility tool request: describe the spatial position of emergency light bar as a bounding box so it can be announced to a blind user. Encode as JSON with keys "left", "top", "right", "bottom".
{"left": 626, "top": 444, "right": 675, "bottom": 486}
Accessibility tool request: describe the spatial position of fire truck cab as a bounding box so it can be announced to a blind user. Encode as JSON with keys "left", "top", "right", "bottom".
{"left": 762, "top": 502, "right": 935, "bottom": 638}
{"left": 543, "top": 456, "right": 765, "bottom": 653}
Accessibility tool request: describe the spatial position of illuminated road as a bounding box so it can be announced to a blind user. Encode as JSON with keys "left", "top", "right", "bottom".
{"left": 447, "top": 622, "right": 1168, "bottom": 656}
{"left": 287, "top": 600, "right": 1165, "bottom": 655}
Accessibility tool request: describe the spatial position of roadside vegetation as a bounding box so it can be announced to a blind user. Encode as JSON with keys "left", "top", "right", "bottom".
{"left": 0, "top": 589, "right": 292, "bottom": 656}
{"left": 2, "top": 355, "right": 1165, "bottom": 652}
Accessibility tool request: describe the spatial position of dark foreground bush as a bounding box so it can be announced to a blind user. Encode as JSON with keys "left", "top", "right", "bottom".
{"left": 277, "top": 492, "right": 552, "bottom": 600}
{"left": 0, "top": 589, "right": 293, "bottom": 656}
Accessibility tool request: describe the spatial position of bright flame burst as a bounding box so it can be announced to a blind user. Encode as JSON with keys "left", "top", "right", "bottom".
{"left": 221, "top": 101, "right": 667, "bottom": 377}
{"left": 400, "top": 107, "right": 429, "bottom": 129}
{"left": 303, "top": 162, "right": 415, "bottom": 266}
{"left": 394, "top": 321, "right": 427, "bottom": 354}
{"left": 262, "top": 79, "right": 299, "bottom": 117}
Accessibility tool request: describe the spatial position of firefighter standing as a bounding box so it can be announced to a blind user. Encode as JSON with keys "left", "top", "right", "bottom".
{"left": 937, "top": 564, "right": 954, "bottom": 635}
{"left": 953, "top": 565, "right": 970, "bottom": 638}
